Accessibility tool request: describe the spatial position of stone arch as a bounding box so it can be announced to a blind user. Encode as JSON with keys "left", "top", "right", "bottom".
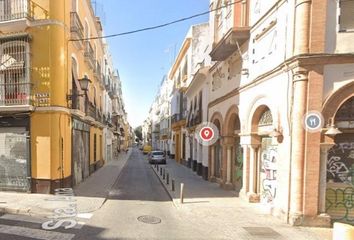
{"left": 210, "top": 111, "right": 223, "bottom": 134}
{"left": 322, "top": 80, "right": 354, "bottom": 122}
{"left": 223, "top": 104, "right": 243, "bottom": 191}
{"left": 209, "top": 111, "right": 223, "bottom": 181}
{"left": 223, "top": 104, "right": 240, "bottom": 137}
{"left": 246, "top": 96, "right": 276, "bottom": 133}
{"left": 71, "top": 54, "right": 79, "bottom": 76}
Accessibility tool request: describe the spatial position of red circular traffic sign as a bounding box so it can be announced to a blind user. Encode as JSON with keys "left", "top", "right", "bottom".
{"left": 200, "top": 127, "right": 214, "bottom": 141}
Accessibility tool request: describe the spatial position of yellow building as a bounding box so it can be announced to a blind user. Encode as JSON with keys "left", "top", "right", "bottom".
{"left": 0, "top": 0, "right": 117, "bottom": 193}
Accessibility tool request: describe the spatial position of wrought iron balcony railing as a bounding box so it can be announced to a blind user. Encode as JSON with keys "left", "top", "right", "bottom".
{"left": 0, "top": 0, "right": 48, "bottom": 22}
{"left": 94, "top": 61, "right": 102, "bottom": 81}
{"left": 0, "top": 81, "right": 31, "bottom": 106}
{"left": 84, "top": 41, "right": 95, "bottom": 69}
{"left": 70, "top": 12, "right": 84, "bottom": 41}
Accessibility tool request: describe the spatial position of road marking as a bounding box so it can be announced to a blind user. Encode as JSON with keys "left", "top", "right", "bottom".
{"left": 1, "top": 214, "right": 43, "bottom": 224}
{"left": 0, "top": 224, "right": 75, "bottom": 240}
{"left": 0, "top": 214, "right": 85, "bottom": 230}
{"left": 76, "top": 213, "right": 93, "bottom": 219}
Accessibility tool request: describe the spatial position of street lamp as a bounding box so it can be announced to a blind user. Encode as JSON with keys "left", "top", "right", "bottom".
{"left": 67, "top": 76, "right": 91, "bottom": 100}
{"left": 325, "top": 118, "right": 342, "bottom": 137}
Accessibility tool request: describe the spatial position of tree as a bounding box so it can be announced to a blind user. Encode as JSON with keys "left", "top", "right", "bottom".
{"left": 134, "top": 126, "right": 142, "bottom": 141}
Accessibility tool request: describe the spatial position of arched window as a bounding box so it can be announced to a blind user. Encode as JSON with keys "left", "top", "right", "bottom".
{"left": 335, "top": 97, "right": 354, "bottom": 122}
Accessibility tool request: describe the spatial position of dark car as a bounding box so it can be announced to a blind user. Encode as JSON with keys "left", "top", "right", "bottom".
{"left": 148, "top": 151, "right": 166, "bottom": 164}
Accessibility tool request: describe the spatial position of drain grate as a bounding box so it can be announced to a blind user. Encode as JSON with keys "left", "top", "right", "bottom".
{"left": 137, "top": 215, "right": 162, "bottom": 224}
{"left": 243, "top": 227, "right": 281, "bottom": 238}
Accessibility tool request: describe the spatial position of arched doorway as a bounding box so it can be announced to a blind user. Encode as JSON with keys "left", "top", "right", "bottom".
{"left": 224, "top": 106, "right": 242, "bottom": 191}
{"left": 209, "top": 112, "right": 223, "bottom": 182}
{"left": 326, "top": 96, "right": 354, "bottom": 223}
{"left": 213, "top": 119, "right": 222, "bottom": 179}
{"left": 250, "top": 105, "right": 277, "bottom": 204}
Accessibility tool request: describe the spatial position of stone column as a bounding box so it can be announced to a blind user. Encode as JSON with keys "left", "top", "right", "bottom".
{"left": 294, "top": 0, "right": 312, "bottom": 55}
{"left": 289, "top": 69, "right": 309, "bottom": 224}
{"left": 226, "top": 146, "right": 232, "bottom": 184}
{"left": 249, "top": 145, "right": 258, "bottom": 194}
{"left": 210, "top": 146, "right": 215, "bottom": 181}
{"left": 248, "top": 144, "right": 260, "bottom": 202}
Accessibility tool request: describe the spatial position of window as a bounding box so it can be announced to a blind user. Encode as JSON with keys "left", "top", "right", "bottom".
{"left": 339, "top": 0, "right": 354, "bottom": 31}
{"left": 0, "top": 38, "right": 30, "bottom": 106}
{"left": 253, "top": 26, "right": 277, "bottom": 63}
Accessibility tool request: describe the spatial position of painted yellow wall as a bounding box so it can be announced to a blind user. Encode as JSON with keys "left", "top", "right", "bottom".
{"left": 31, "top": 112, "right": 72, "bottom": 180}
{"left": 28, "top": 0, "right": 106, "bottom": 182}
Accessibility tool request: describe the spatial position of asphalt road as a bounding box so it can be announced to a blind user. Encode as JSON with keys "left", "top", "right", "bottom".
{"left": 74, "top": 148, "right": 205, "bottom": 240}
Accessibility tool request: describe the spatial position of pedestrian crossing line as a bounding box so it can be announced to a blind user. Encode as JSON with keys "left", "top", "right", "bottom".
{"left": 0, "top": 214, "right": 43, "bottom": 224}
{"left": 0, "top": 224, "right": 75, "bottom": 240}
{"left": 0, "top": 214, "right": 85, "bottom": 230}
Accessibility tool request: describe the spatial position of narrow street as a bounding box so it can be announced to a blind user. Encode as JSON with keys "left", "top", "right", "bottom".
{"left": 0, "top": 148, "right": 332, "bottom": 240}
{"left": 74, "top": 148, "right": 206, "bottom": 240}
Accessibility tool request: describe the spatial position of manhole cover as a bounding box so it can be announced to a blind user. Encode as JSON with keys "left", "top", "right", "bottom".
{"left": 243, "top": 227, "right": 281, "bottom": 238}
{"left": 137, "top": 215, "right": 161, "bottom": 224}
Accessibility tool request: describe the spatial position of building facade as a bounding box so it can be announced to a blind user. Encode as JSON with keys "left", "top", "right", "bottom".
{"left": 0, "top": 0, "right": 129, "bottom": 193}
{"left": 144, "top": 0, "right": 354, "bottom": 227}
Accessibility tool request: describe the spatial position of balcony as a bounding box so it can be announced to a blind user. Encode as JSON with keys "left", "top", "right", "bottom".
{"left": 84, "top": 41, "right": 95, "bottom": 69}
{"left": 70, "top": 12, "right": 84, "bottom": 49}
{"left": 0, "top": 82, "right": 31, "bottom": 107}
{"left": 210, "top": 26, "right": 250, "bottom": 61}
{"left": 93, "top": 61, "right": 102, "bottom": 82}
{"left": 171, "top": 113, "right": 186, "bottom": 126}
{"left": 0, "top": 0, "right": 48, "bottom": 32}
{"left": 104, "top": 76, "right": 111, "bottom": 91}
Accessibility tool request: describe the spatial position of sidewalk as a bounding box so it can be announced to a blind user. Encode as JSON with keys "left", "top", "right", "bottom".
{"left": 151, "top": 157, "right": 333, "bottom": 240}
{"left": 0, "top": 150, "right": 131, "bottom": 217}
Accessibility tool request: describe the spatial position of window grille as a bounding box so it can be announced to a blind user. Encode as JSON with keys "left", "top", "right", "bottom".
{"left": 0, "top": 36, "right": 30, "bottom": 106}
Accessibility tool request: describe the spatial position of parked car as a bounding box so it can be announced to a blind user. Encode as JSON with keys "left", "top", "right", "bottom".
{"left": 148, "top": 151, "right": 166, "bottom": 164}
{"left": 142, "top": 145, "right": 152, "bottom": 154}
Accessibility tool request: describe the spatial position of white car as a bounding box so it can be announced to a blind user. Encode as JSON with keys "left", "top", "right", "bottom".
{"left": 148, "top": 151, "right": 166, "bottom": 164}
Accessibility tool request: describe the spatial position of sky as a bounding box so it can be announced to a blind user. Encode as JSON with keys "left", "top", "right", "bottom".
{"left": 95, "top": 0, "right": 209, "bottom": 128}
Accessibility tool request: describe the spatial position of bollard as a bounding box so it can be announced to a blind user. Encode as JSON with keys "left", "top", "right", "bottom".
{"left": 157, "top": 165, "right": 159, "bottom": 171}
{"left": 163, "top": 169, "right": 165, "bottom": 180}
{"left": 333, "top": 222, "right": 354, "bottom": 240}
{"left": 172, "top": 179, "right": 175, "bottom": 191}
{"left": 180, "top": 183, "right": 184, "bottom": 204}
{"left": 160, "top": 167, "right": 162, "bottom": 176}
{"left": 166, "top": 172, "right": 169, "bottom": 185}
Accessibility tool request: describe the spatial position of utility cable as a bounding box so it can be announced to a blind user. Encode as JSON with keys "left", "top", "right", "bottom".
{"left": 69, "top": 0, "right": 243, "bottom": 41}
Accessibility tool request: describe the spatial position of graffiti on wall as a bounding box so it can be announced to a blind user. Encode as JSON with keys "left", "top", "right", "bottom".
{"left": 327, "top": 142, "right": 354, "bottom": 184}
{"left": 260, "top": 142, "right": 277, "bottom": 204}
{"left": 326, "top": 140, "right": 354, "bottom": 223}
{"left": 326, "top": 187, "right": 354, "bottom": 223}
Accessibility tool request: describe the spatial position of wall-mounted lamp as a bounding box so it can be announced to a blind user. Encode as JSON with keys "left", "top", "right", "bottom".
{"left": 325, "top": 118, "right": 342, "bottom": 137}
{"left": 269, "top": 128, "right": 283, "bottom": 143}
{"left": 67, "top": 76, "right": 91, "bottom": 101}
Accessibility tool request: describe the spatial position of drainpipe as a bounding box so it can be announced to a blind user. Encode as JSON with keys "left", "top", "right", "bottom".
{"left": 289, "top": 0, "right": 311, "bottom": 225}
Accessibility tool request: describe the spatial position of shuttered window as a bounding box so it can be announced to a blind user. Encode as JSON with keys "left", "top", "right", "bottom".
{"left": 339, "top": 0, "right": 354, "bottom": 31}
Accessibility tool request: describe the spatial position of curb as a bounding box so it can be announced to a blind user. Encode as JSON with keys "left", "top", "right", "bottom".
{"left": 0, "top": 150, "right": 133, "bottom": 217}
{"left": 150, "top": 164, "right": 181, "bottom": 208}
